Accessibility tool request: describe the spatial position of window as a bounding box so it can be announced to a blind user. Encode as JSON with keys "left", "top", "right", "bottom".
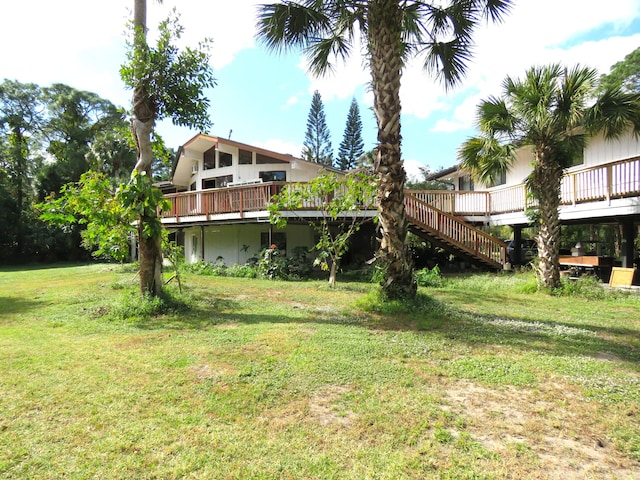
{"left": 203, "top": 175, "right": 233, "bottom": 189}
{"left": 239, "top": 149, "right": 253, "bottom": 165}
{"left": 191, "top": 235, "right": 198, "bottom": 258}
{"left": 219, "top": 151, "right": 233, "bottom": 168}
{"left": 487, "top": 170, "right": 506, "bottom": 188}
{"left": 569, "top": 150, "right": 584, "bottom": 167}
{"left": 459, "top": 175, "right": 475, "bottom": 191}
{"left": 261, "top": 232, "right": 286, "bottom": 251}
{"left": 204, "top": 146, "right": 216, "bottom": 170}
{"left": 259, "top": 171, "right": 286, "bottom": 182}
{"left": 256, "top": 153, "right": 288, "bottom": 164}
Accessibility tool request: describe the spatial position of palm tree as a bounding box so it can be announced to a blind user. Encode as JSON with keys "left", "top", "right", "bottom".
{"left": 459, "top": 64, "right": 640, "bottom": 289}
{"left": 256, "top": 0, "right": 512, "bottom": 300}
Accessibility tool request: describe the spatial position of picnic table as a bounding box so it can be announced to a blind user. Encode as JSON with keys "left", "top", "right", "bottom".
{"left": 559, "top": 255, "right": 615, "bottom": 281}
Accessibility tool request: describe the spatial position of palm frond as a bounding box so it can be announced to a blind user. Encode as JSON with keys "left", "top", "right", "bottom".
{"left": 483, "top": 0, "right": 513, "bottom": 23}
{"left": 458, "top": 135, "right": 514, "bottom": 186}
{"left": 476, "top": 96, "right": 514, "bottom": 135}
{"left": 585, "top": 87, "right": 640, "bottom": 139}
{"left": 256, "top": 2, "right": 330, "bottom": 53}
{"left": 423, "top": 37, "right": 474, "bottom": 88}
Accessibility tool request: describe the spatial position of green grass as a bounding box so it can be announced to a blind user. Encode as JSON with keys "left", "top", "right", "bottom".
{"left": 1, "top": 265, "right": 640, "bottom": 478}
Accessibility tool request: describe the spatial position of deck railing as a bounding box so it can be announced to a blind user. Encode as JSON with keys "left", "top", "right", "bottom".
{"left": 162, "top": 156, "right": 640, "bottom": 221}
{"left": 162, "top": 182, "right": 287, "bottom": 220}
{"left": 411, "top": 156, "right": 640, "bottom": 217}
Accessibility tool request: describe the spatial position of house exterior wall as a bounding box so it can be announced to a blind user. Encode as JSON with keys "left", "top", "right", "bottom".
{"left": 452, "top": 131, "right": 640, "bottom": 192}
{"left": 583, "top": 130, "right": 640, "bottom": 168}
{"left": 181, "top": 223, "right": 315, "bottom": 265}
{"left": 176, "top": 138, "right": 326, "bottom": 190}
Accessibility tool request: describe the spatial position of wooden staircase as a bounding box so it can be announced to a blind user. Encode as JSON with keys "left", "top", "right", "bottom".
{"left": 404, "top": 192, "right": 507, "bottom": 270}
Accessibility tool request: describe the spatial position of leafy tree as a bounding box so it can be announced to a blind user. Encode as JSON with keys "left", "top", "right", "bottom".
{"left": 268, "top": 170, "right": 377, "bottom": 286}
{"left": 302, "top": 90, "right": 333, "bottom": 166}
{"left": 38, "top": 171, "right": 134, "bottom": 262}
{"left": 0, "top": 80, "right": 45, "bottom": 262}
{"left": 459, "top": 64, "right": 640, "bottom": 289}
{"left": 257, "top": 0, "right": 512, "bottom": 300}
{"left": 38, "top": 170, "right": 175, "bottom": 268}
{"left": 120, "top": 4, "right": 216, "bottom": 296}
{"left": 337, "top": 97, "right": 365, "bottom": 170}
{"left": 600, "top": 47, "right": 640, "bottom": 93}
{"left": 85, "top": 123, "right": 137, "bottom": 184}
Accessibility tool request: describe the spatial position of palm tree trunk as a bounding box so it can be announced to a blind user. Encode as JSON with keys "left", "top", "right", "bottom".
{"left": 368, "top": 0, "right": 416, "bottom": 300}
{"left": 132, "top": 0, "right": 163, "bottom": 296}
{"left": 531, "top": 151, "right": 562, "bottom": 289}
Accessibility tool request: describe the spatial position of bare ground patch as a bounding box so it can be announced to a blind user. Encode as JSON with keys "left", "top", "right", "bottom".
{"left": 443, "top": 379, "right": 639, "bottom": 479}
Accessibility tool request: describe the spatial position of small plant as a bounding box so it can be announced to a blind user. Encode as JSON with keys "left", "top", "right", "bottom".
{"left": 415, "top": 266, "right": 445, "bottom": 288}
{"left": 553, "top": 274, "right": 607, "bottom": 299}
{"left": 258, "top": 245, "right": 288, "bottom": 280}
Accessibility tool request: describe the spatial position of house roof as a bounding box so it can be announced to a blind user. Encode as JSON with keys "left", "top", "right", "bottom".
{"left": 424, "top": 165, "right": 460, "bottom": 181}
{"left": 170, "top": 133, "right": 341, "bottom": 186}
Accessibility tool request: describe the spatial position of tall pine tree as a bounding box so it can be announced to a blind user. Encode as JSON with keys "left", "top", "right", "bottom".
{"left": 302, "top": 90, "right": 333, "bottom": 166}
{"left": 337, "top": 97, "right": 364, "bottom": 170}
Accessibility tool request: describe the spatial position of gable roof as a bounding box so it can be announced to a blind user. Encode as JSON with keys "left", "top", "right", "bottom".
{"left": 171, "top": 133, "right": 342, "bottom": 180}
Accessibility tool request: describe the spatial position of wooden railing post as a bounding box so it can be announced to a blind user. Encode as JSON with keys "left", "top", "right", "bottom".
{"left": 606, "top": 164, "right": 612, "bottom": 204}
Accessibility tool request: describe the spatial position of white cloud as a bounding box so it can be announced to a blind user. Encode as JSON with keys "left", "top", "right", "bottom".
{"left": 148, "top": 1, "right": 259, "bottom": 70}
{"left": 256, "top": 138, "right": 303, "bottom": 158}
{"left": 284, "top": 96, "right": 300, "bottom": 109}
{"left": 403, "top": 159, "right": 425, "bottom": 183}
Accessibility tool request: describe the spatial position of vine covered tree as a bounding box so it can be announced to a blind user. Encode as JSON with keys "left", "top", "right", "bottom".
{"left": 302, "top": 90, "right": 333, "bottom": 166}
{"left": 121, "top": 1, "right": 216, "bottom": 296}
{"left": 459, "top": 64, "right": 640, "bottom": 289}
{"left": 257, "top": 0, "right": 513, "bottom": 299}
{"left": 337, "top": 97, "right": 365, "bottom": 170}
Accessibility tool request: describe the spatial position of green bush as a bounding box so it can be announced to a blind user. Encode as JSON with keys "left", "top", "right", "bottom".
{"left": 415, "top": 266, "right": 445, "bottom": 288}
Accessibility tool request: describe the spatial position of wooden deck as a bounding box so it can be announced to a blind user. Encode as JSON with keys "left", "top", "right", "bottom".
{"left": 160, "top": 156, "right": 640, "bottom": 269}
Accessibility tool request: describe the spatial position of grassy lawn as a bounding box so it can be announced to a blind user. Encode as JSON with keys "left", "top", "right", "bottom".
{"left": 1, "top": 264, "right": 639, "bottom": 479}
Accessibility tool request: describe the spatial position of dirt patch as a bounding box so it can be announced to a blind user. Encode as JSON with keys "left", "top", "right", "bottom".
{"left": 308, "top": 385, "right": 356, "bottom": 427}
{"left": 443, "top": 380, "right": 639, "bottom": 479}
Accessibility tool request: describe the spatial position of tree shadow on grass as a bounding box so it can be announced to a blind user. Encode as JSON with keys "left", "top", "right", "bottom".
{"left": 0, "top": 296, "right": 47, "bottom": 317}
{"left": 122, "top": 287, "right": 640, "bottom": 366}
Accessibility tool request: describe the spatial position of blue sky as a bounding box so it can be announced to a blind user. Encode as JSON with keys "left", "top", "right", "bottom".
{"left": 2, "top": 1, "right": 640, "bottom": 180}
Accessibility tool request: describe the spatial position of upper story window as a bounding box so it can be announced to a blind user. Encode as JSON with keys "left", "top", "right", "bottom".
{"left": 204, "top": 146, "right": 216, "bottom": 170}
{"left": 256, "top": 153, "right": 287, "bottom": 164}
{"left": 459, "top": 175, "right": 475, "bottom": 191}
{"left": 239, "top": 149, "right": 253, "bottom": 165}
{"left": 487, "top": 170, "right": 506, "bottom": 188}
{"left": 219, "top": 151, "right": 233, "bottom": 168}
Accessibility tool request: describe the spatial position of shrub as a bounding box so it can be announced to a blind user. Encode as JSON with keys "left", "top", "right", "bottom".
{"left": 415, "top": 266, "right": 445, "bottom": 288}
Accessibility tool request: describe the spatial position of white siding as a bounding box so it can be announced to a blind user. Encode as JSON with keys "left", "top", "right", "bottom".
{"left": 584, "top": 130, "right": 640, "bottom": 168}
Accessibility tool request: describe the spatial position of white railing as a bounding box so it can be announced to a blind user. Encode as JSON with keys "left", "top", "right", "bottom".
{"left": 412, "top": 156, "right": 640, "bottom": 217}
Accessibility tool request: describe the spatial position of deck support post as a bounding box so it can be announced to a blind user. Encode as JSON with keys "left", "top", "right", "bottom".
{"left": 200, "top": 225, "right": 205, "bottom": 262}
{"left": 511, "top": 225, "right": 523, "bottom": 266}
{"left": 620, "top": 219, "right": 636, "bottom": 268}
